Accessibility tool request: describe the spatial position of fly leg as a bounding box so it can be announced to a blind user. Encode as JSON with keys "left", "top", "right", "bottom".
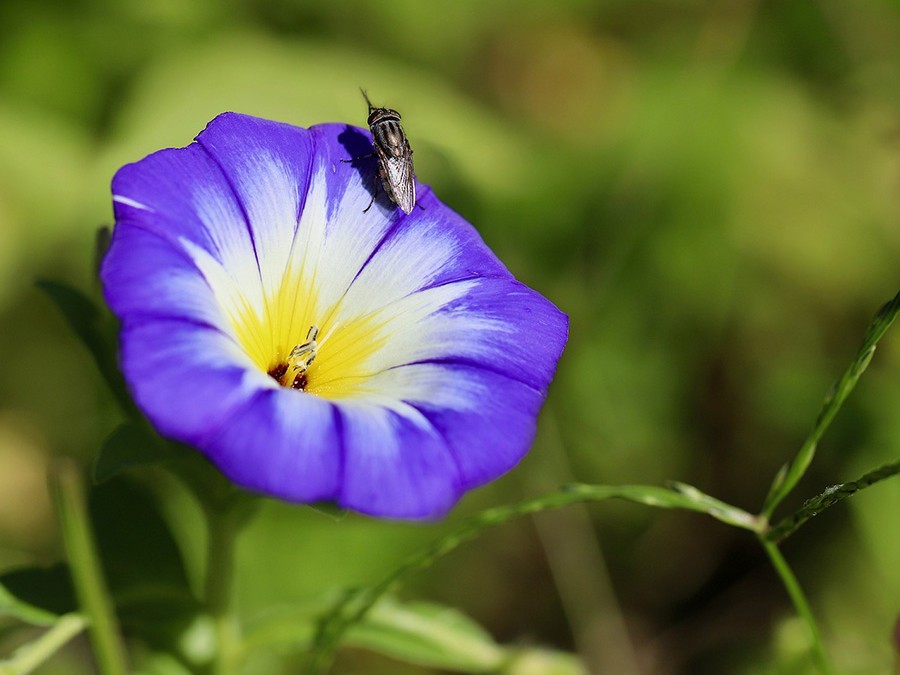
{"left": 363, "top": 173, "right": 380, "bottom": 213}
{"left": 341, "top": 154, "right": 380, "bottom": 213}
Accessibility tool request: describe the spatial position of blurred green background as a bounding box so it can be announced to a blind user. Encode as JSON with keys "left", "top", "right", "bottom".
{"left": 2, "top": 0, "right": 900, "bottom": 673}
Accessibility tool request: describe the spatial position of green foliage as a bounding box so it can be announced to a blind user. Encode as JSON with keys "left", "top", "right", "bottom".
{"left": 93, "top": 423, "right": 184, "bottom": 484}
{"left": 346, "top": 599, "right": 506, "bottom": 671}
{"left": 0, "top": 567, "right": 76, "bottom": 626}
{"left": 766, "top": 461, "right": 900, "bottom": 542}
{"left": 4, "top": 2, "right": 900, "bottom": 673}
{"left": 0, "top": 614, "right": 87, "bottom": 675}
{"left": 763, "top": 291, "right": 900, "bottom": 519}
{"left": 35, "top": 279, "right": 130, "bottom": 411}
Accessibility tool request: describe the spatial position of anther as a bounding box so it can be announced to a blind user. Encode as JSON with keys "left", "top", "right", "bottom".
{"left": 287, "top": 325, "right": 319, "bottom": 375}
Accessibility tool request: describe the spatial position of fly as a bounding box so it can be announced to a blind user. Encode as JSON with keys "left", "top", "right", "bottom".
{"left": 357, "top": 89, "right": 417, "bottom": 214}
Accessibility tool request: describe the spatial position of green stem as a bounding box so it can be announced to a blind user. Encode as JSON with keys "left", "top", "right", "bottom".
{"left": 766, "top": 461, "right": 900, "bottom": 542}
{"left": 762, "top": 289, "right": 900, "bottom": 519}
{"left": 761, "top": 540, "right": 834, "bottom": 675}
{"left": 204, "top": 506, "right": 241, "bottom": 675}
{"left": 48, "top": 460, "right": 128, "bottom": 675}
{"left": 305, "top": 483, "right": 758, "bottom": 674}
{"left": 0, "top": 613, "right": 87, "bottom": 675}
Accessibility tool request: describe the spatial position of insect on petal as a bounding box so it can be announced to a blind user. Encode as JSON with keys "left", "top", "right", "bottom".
{"left": 101, "top": 112, "right": 567, "bottom": 519}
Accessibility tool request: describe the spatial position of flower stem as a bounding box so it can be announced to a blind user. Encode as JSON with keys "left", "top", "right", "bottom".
{"left": 204, "top": 505, "right": 242, "bottom": 675}
{"left": 761, "top": 539, "right": 835, "bottom": 675}
{"left": 48, "top": 459, "right": 128, "bottom": 675}
{"left": 305, "top": 483, "right": 757, "bottom": 673}
{"left": 762, "top": 289, "right": 900, "bottom": 519}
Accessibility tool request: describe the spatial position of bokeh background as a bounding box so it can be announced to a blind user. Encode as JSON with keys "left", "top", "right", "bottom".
{"left": 2, "top": 1, "right": 900, "bottom": 673}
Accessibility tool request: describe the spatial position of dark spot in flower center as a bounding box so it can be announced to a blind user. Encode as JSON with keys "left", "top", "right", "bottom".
{"left": 267, "top": 363, "right": 308, "bottom": 391}
{"left": 267, "top": 363, "right": 288, "bottom": 380}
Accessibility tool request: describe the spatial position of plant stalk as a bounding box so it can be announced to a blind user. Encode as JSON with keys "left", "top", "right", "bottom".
{"left": 49, "top": 459, "right": 128, "bottom": 675}
{"left": 761, "top": 539, "right": 834, "bottom": 675}
{"left": 205, "top": 506, "right": 242, "bottom": 675}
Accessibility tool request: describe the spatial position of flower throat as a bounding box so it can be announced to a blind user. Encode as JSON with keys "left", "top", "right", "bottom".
{"left": 267, "top": 325, "right": 318, "bottom": 390}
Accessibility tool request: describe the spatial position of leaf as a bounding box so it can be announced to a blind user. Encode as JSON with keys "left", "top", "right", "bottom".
{"left": 345, "top": 598, "right": 505, "bottom": 672}
{"left": 762, "top": 289, "right": 900, "bottom": 519}
{"left": 35, "top": 279, "right": 131, "bottom": 409}
{"left": 89, "top": 475, "right": 193, "bottom": 599}
{"left": 96, "top": 422, "right": 257, "bottom": 518}
{"left": 304, "top": 501, "right": 348, "bottom": 521}
{"left": 765, "top": 460, "right": 900, "bottom": 542}
{"left": 305, "top": 482, "right": 757, "bottom": 673}
{"left": 116, "top": 587, "right": 203, "bottom": 654}
{"left": 93, "top": 421, "right": 186, "bottom": 484}
{"left": 130, "top": 651, "right": 197, "bottom": 675}
{"left": 667, "top": 482, "right": 763, "bottom": 531}
{"left": 250, "top": 596, "right": 583, "bottom": 674}
{"left": 82, "top": 475, "right": 203, "bottom": 659}
{"left": 0, "top": 613, "right": 87, "bottom": 674}
{"left": 504, "top": 649, "right": 587, "bottom": 675}
{"left": 0, "top": 565, "right": 77, "bottom": 626}
{"left": 93, "top": 226, "right": 112, "bottom": 278}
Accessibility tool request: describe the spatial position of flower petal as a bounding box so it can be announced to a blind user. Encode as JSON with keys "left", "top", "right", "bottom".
{"left": 194, "top": 114, "right": 313, "bottom": 303}
{"left": 317, "top": 149, "right": 513, "bottom": 323}
{"left": 102, "top": 224, "right": 234, "bottom": 330}
{"left": 203, "top": 388, "right": 341, "bottom": 503}
{"left": 364, "top": 363, "right": 551, "bottom": 490}
{"left": 262, "top": 122, "right": 512, "bottom": 326}
{"left": 325, "top": 276, "right": 568, "bottom": 392}
{"left": 336, "top": 402, "right": 461, "bottom": 519}
{"left": 262, "top": 124, "right": 406, "bottom": 341}
{"left": 119, "top": 319, "right": 265, "bottom": 443}
{"left": 110, "top": 132, "right": 266, "bottom": 323}
{"left": 104, "top": 113, "right": 568, "bottom": 520}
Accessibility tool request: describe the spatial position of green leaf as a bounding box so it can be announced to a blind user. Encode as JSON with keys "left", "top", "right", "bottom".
{"left": 765, "top": 460, "right": 900, "bottom": 542}
{"left": 248, "top": 596, "right": 584, "bottom": 674}
{"left": 565, "top": 483, "right": 763, "bottom": 531}
{"left": 666, "top": 482, "right": 763, "bottom": 531}
{"left": 345, "top": 598, "right": 505, "bottom": 672}
{"left": 116, "top": 586, "right": 203, "bottom": 655}
{"left": 304, "top": 501, "right": 348, "bottom": 521}
{"left": 0, "top": 613, "right": 87, "bottom": 674}
{"left": 131, "top": 651, "right": 197, "bottom": 675}
{"left": 242, "top": 597, "right": 335, "bottom": 654}
{"left": 96, "top": 421, "right": 257, "bottom": 518}
{"left": 0, "top": 565, "right": 77, "bottom": 626}
{"left": 504, "top": 649, "right": 587, "bottom": 675}
{"left": 35, "top": 279, "right": 131, "bottom": 409}
{"left": 762, "top": 289, "right": 900, "bottom": 519}
{"left": 93, "top": 226, "right": 112, "bottom": 278}
{"left": 89, "top": 475, "right": 193, "bottom": 597}
{"left": 306, "top": 482, "right": 757, "bottom": 673}
{"left": 93, "top": 421, "right": 186, "bottom": 484}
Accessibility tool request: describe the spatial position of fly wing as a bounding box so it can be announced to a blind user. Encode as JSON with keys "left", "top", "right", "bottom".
{"left": 384, "top": 154, "right": 416, "bottom": 214}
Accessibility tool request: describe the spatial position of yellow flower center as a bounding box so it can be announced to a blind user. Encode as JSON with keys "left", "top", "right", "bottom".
{"left": 230, "top": 272, "right": 388, "bottom": 398}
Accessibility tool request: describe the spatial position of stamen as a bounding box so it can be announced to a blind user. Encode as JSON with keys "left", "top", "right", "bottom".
{"left": 287, "top": 325, "right": 319, "bottom": 375}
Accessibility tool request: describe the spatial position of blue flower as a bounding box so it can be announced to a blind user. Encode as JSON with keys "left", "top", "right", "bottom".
{"left": 101, "top": 113, "right": 567, "bottom": 519}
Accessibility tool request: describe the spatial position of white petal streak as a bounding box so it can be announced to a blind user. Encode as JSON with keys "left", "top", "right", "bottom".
{"left": 361, "top": 363, "right": 486, "bottom": 415}
{"left": 112, "top": 195, "right": 154, "bottom": 212}
{"left": 374, "top": 289, "right": 511, "bottom": 368}
{"left": 281, "top": 164, "right": 329, "bottom": 312}
{"left": 338, "top": 395, "right": 432, "bottom": 432}
{"left": 335, "top": 214, "right": 463, "bottom": 320}
{"left": 229, "top": 150, "right": 301, "bottom": 299}
{"left": 326, "top": 278, "right": 513, "bottom": 380}
{"left": 190, "top": 185, "right": 265, "bottom": 317}
{"left": 180, "top": 237, "right": 258, "bottom": 337}
{"left": 287, "top": 162, "right": 396, "bottom": 316}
